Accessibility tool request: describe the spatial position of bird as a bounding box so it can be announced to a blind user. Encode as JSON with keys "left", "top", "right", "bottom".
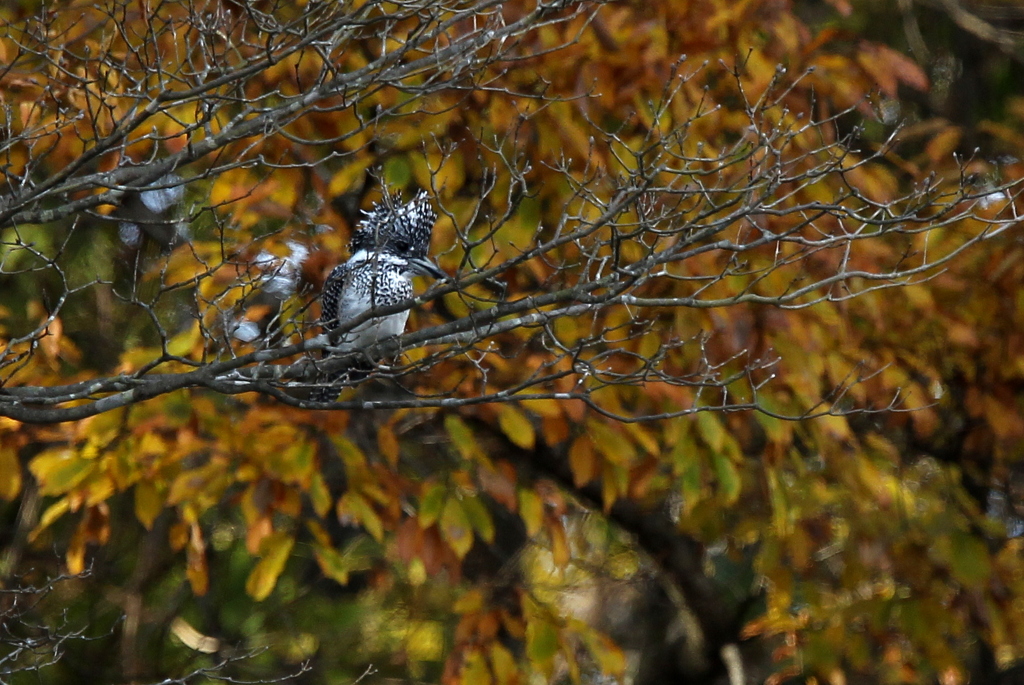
{"left": 313, "top": 190, "right": 445, "bottom": 402}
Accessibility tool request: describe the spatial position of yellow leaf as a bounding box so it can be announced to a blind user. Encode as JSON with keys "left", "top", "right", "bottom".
{"left": 498, "top": 405, "right": 535, "bottom": 451}
{"left": 134, "top": 481, "right": 164, "bottom": 530}
{"left": 306, "top": 520, "right": 331, "bottom": 547}
{"left": 445, "top": 414, "right": 485, "bottom": 462}
{"left": 588, "top": 420, "right": 635, "bottom": 465}
{"left": 30, "top": 497, "right": 70, "bottom": 543}
{"left": 579, "top": 628, "right": 626, "bottom": 678}
{"left": 624, "top": 423, "right": 660, "bottom": 456}
{"left": 384, "top": 156, "right": 412, "bottom": 188}
{"left": 0, "top": 445, "right": 21, "bottom": 500}
{"left": 490, "top": 643, "right": 518, "bottom": 685}
{"left": 308, "top": 472, "right": 332, "bottom": 518}
{"left": 245, "top": 531, "right": 295, "bottom": 601}
{"left": 462, "top": 648, "right": 493, "bottom": 685}
{"left": 328, "top": 156, "right": 374, "bottom": 197}
{"left": 517, "top": 488, "right": 544, "bottom": 537}
{"left": 440, "top": 498, "right": 473, "bottom": 559}
{"left": 338, "top": 492, "right": 384, "bottom": 542}
{"left": 332, "top": 435, "right": 366, "bottom": 469}
{"left": 136, "top": 432, "right": 166, "bottom": 458}
{"left": 520, "top": 398, "right": 561, "bottom": 418}
{"left": 67, "top": 526, "right": 87, "bottom": 575}
{"left": 30, "top": 448, "right": 94, "bottom": 495}
{"left": 167, "top": 322, "right": 201, "bottom": 357}
{"left": 406, "top": 620, "right": 444, "bottom": 662}
{"left": 454, "top": 589, "right": 485, "bottom": 613}
{"left": 377, "top": 425, "right": 400, "bottom": 468}
{"left": 429, "top": 148, "right": 466, "bottom": 197}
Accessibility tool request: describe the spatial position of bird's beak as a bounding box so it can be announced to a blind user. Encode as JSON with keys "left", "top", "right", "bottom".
{"left": 409, "top": 257, "right": 446, "bottom": 279}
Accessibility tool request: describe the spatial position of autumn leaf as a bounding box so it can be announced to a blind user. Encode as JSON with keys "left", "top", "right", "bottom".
{"left": 246, "top": 531, "right": 295, "bottom": 601}
{"left": 134, "top": 481, "right": 164, "bottom": 530}
{"left": 498, "top": 405, "right": 536, "bottom": 451}
{"left": 419, "top": 482, "right": 447, "bottom": 528}
{"left": 517, "top": 488, "right": 544, "bottom": 537}
{"left": 0, "top": 445, "right": 22, "bottom": 500}
{"left": 525, "top": 617, "right": 559, "bottom": 676}
{"left": 441, "top": 498, "right": 474, "bottom": 559}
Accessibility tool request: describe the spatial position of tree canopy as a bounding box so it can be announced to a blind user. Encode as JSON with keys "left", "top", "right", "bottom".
{"left": 2, "top": 0, "right": 1024, "bottom": 683}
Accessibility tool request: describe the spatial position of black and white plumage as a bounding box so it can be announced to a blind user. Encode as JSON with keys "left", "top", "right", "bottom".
{"left": 314, "top": 190, "right": 444, "bottom": 401}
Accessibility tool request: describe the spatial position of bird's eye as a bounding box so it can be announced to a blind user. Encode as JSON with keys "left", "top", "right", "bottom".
{"left": 395, "top": 240, "right": 411, "bottom": 253}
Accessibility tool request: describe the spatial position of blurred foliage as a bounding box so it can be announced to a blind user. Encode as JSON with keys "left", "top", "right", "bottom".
{"left": 2, "top": 0, "right": 1024, "bottom": 684}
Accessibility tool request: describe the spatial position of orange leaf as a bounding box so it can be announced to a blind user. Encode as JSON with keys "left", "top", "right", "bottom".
{"left": 377, "top": 425, "right": 400, "bottom": 468}
{"left": 568, "top": 436, "right": 596, "bottom": 487}
{"left": 549, "top": 519, "right": 570, "bottom": 569}
{"left": 187, "top": 523, "right": 209, "bottom": 595}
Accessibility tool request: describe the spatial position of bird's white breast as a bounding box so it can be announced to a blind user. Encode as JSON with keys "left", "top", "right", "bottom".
{"left": 333, "top": 255, "right": 415, "bottom": 351}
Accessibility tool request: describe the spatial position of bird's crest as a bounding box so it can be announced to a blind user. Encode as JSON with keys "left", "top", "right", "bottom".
{"left": 350, "top": 189, "right": 437, "bottom": 259}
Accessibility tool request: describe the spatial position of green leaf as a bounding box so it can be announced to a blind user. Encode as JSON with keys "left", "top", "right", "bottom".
{"left": 675, "top": 439, "right": 704, "bottom": 514}
{"left": 462, "top": 495, "right": 495, "bottom": 543}
{"left": 948, "top": 530, "right": 991, "bottom": 586}
{"left": 315, "top": 545, "right": 353, "bottom": 585}
{"left": 384, "top": 156, "right": 412, "bottom": 188}
{"left": 526, "top": 617, "right": 559, "bottom": 673}
{"left": 712, "top": 453, "right": 741, "bottom": 504}
{"left": 314, "top": 537, "right": 374, "bottom": 586}
{"left": 268, "top": 440, "right": 314, "bottom": 484}
{"left": 696, "top": 411, "right": 725, "bottom": 452}
{"left": 419, "top": 483, "right": 446, "bottom": 528}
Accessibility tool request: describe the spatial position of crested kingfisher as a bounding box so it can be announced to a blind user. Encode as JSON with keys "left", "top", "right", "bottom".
{"left": 314, "top": 189, "right": 444, "bottom": 401}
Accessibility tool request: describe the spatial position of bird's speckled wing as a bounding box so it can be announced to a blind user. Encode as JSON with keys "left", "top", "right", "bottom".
{"left": 323, "top": 257, "right": 415, "bottom": 350}
{"left": 320, "top": 262, "right": 350, "bottom": 335}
